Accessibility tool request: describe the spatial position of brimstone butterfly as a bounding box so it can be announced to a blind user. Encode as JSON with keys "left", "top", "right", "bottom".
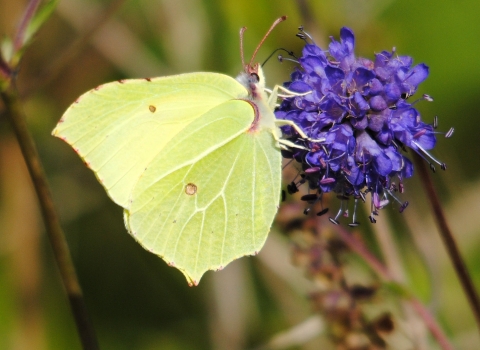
{"left": 53, "top": 16, "right": 307, "bottom": 285}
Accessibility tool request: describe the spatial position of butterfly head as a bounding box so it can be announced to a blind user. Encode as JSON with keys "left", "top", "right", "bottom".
{"left": 238, "top": 16, "right": 286, "bottom": 98}
{"left": 244, "top": 62, "right": 261, "bottom": 86}
{"left": 236, "top": 62, "right": 265, "bottom": 99}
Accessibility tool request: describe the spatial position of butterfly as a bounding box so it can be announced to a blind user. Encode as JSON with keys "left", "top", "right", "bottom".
{"left": 53, "top": 16, "right": 313, "bottom": 285}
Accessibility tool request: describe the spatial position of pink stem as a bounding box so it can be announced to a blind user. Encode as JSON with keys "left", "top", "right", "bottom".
{"left": 13, "top": 0, "right": 42, "bottom": 52}
{"left": 334, "top": 224, "right": 454, "bottom": 350}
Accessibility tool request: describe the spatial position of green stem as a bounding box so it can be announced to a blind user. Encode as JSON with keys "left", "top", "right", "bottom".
{"left": 414, "top": 153, "right": 480, "bottom": 332}
{"left": 1, "top": 86, "right": 99, "bottom": 350}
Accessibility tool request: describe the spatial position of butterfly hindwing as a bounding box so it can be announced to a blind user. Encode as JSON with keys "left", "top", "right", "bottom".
{"left": 125, "top": 100, "right": 281, "bottom": 284}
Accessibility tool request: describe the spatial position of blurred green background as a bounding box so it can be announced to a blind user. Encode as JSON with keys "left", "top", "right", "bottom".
{"left": 1, "top": 0, "right": 480, "bottom": 349}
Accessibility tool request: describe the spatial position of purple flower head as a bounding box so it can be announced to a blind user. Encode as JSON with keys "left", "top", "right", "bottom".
{"left": 276, "top": 27, "right": 453, "bottom": 225}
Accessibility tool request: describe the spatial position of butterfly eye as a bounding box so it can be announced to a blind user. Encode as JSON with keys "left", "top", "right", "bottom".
{"left": 249, "top": 73, "right": 260, "bottom": 84}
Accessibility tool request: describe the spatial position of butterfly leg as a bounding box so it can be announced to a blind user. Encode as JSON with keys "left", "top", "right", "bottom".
{"left": 276, "top": 85, "right": 312, "bottom": 98}
{"left": 268, "top": 85, "right": 323, "bottom": 141}
{"left": 266, "top": 84, "right": 322, "bottom": 150}
{"left": 275, "top": 119, "right": 326, "bottom": 143}
{"left": 272, "top": 124, "right": 324, "bottom": 151}
{"left": 265, "top": 84, "right": 312, "bottom": 109}
{"left": 277, "top": 137, "right": 309, "bottom": 150}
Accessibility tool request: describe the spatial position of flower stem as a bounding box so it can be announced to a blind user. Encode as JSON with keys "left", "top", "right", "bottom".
{"left": 334, "top": 224, "right": 455, "bottom": 350}
{"left": 1, "top": 86, "right": 99, "bottom": 350}
{"left": 414, "top": 153, "right": 480, "bottom": 332}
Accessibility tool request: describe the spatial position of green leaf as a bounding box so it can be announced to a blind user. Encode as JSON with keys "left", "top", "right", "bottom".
{"left": 1, "top": 36, "right": 13, "bottom": 63}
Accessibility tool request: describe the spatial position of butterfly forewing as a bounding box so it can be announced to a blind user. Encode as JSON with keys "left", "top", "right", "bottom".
{"left": 53, "top": 73, "right": 248, "bottom": 208}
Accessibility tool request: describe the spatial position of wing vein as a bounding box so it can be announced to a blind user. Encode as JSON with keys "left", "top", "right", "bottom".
{"left": 192, "top": 211, "right": 206, "bottom": 278}
{"left": 251, "top": 138, "right": 256, "bottom": 251}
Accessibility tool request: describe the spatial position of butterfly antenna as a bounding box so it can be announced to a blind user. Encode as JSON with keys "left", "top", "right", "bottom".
{"left": 240, "top": 26, "right": 247, "bottom": 69}
{"left": 249, "top": 16, "right": 287, "bottom": 67}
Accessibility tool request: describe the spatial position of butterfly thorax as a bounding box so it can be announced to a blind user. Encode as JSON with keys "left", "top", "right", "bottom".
{"left": 236, "top": 66, "right": 277, "bottom": 134}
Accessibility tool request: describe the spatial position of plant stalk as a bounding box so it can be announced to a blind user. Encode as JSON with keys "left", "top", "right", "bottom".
{"left": 414, "top": 153, "right": 480, "bottom": 332}
{"left": 1, "top": 86, "right": 99, "bottom": 350}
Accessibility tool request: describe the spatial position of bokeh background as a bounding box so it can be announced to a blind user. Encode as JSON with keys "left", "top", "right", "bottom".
{"left": 1, "top": 0, "right": 480, "bottom": 349}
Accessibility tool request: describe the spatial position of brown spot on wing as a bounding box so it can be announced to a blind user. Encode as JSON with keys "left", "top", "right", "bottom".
{"left": 185, "top": 183, "right": 197, "bottom": 195}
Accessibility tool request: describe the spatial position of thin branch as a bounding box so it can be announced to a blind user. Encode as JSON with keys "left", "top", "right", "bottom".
{"left": 334, "top": 224, "right": 455, "bottom": 350}
{"left": 13, "top": 0, "right": 42, "bottom": 51}
{"left": 414, "top": 153, "right": 480, "bottom": 332}
{"left": 335, "top": 225, "right": 390, "bottom": 280}
{"left": 1, "top": 86, "right": 99, "bottom": 350}
{"left": 409, "top": 298, "right": 455, "bottom": 350}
